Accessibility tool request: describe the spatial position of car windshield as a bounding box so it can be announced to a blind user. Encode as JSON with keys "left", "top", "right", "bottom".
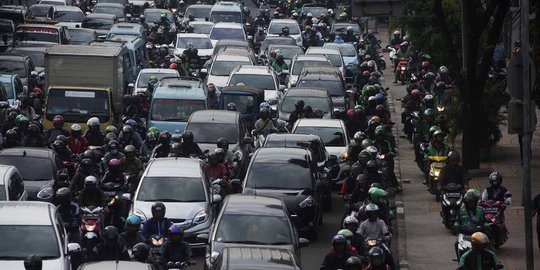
{"left": 216, "top": 214, "right": 292, "bottom": 245}
{"left": 228, "top": 74, "right": 275, "bottom": 90}
{"left": 46, "top": 89, "right": 110, "bottom": 124}
{"left": 99, "top": 0, "right": 124, "bottom": 3}
{"left": 185, "top": 6, "right": 211, "bottom": 19}
{"left": 17, "top": 28, "right": 59, "bottom": 44}
{"left": 1, "top": 81, "right": 14, "bottom": 99}
{"left": 210, "top": 60, "right": 250, "bottom": 76}
{"left": 210, "top": 28, "right": 244, "bottom": 40}
{"left": 82, "top": 17, "right": 114, "bottom": 29}
{"left": 0, "top": 60, "right": 26, "bottom": 78}
{"left": 281, "top": 96, "right": 330, "bottom": 113}
{"left": 145, "top": 11, "right": 174, "bottom": 23}
{"left": 270, "top": 46, "right": 303, "bottom": 59}
{"left": 302, "top": 7, "right": 327, "bottom": 17}
{"left": 176, "top": 36, "right": 212, "bottom": 49}
{"left": 292, "top": 60, "right": 331, "bottom": 75}
{"left": 137, "top": 177, "right": 206, "bottom": 202}
{"left": 268, "top": 22, "right": 300, "bottom": 34}
{"left": 332, "top": 24, "right": 361, "bottom": 35}
{"left": 221, "top": 94, "right": 255, "bottom": 114}
{"left": 247, "top": 161, "right": 312, "bottom": 189}
{"left": 262, "top": 38, "right": 296, "bottom": 52}
{"left": 0, "top": 157, "right": 53, "bottom": 181}
{"left": 297, "top": 80, "right": 343, "bottom": 96}
{"left": 151, "top": 98, "right": 206, "bottom": 121}
{"left": 294, "top": 126, "right": 346, "bottom": 146}
{"left": 325, "top": 44, "right": 356, "bottom": 57}
{"left": 210, "top": 12, "right": 241, "bottom": 23}
{"left": 137, "top": 72, "right": 178, "bottom": 88}
{"left": 93, "top": 6, "right": 124, "bottom": 18}
{"left": 40, "top": 0, "right": 65, "bottom": 5}
{"left": 70, "top": 30, "right": 95, "bottom": 43}
{"left": 0, "top": 225, "right": 60, "bottom": 259}
{"left": 323, "top": 54, "right": 342, "bottom": 67}
{"left": 55, "top": 10, "right": 84, "bottom": 22}
{"left": 29, "top": 5, "right": 52, "bottom": 17}
{"left": 187, "top": 122, "right": 237, "bottom": 144}
{"left": 0, "top": 186, "right": 5, "bottom": 200}
{"left": 191, "top": 23, "right": 213, "bottom": 34}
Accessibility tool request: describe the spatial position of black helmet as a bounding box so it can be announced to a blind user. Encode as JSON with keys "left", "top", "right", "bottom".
{"left": 122, "top": 125, "right": 133, "bottom": 134}
{"left": 448, "top": 151, "right": 460, "bottom": 162}
{"left": 108, "top": 140, "right": 120, "bottom": 150}
{"left": 488, "top": 171, "right": 503, "bottom": 187}
{"left": 259, "top": 108, "right": 270, "bottom": 119}
{"left": 159, "top": 131, "right": 171, "bottom": 144}
{"left": 24, "top": 255, "right": 42, "bottom": 270}
{"left": 80, "top": 158, "right": 93, "bottom": 170}
{"left": 295, "top": 99, "right": 305, "bottom": 109}
{"left": 227, "top": 102, "right": 237, "bottom": 111}
{"left": 217, "top": 138, "right": 229, "bottom": 148}
{"left": 56, "top": 187, "right": 72, "bottom": 202}
{"left": 103, "top": 225, "right": 119, "bottom": 241}
{"left": 151, "top": 201, "right": 166, "bottom": 217}
{"left": 53, "top": 139, "right": 65, "bottom": 151}
{"left": 366, "top": 160, "right": 378, "bottom": 173}
{"left": 132, "top": 242, "right": 150, "bottom": 262}
{"left": 368, "top": 247, "right": 385, "bottom": 266}
{"left": 345, "top": 256, "right": 362, "bottom": 269}
{"left": 28, "top": 123, "right": 39, "bottom": 135}
{"left": 82, "top": 150, "right": 95, "bottom": 160}
{"left": 350, "top": 162, "right": 363, "bottom": 176}
{"left": 182, "top": 130, "right": 194, "bottom": 143}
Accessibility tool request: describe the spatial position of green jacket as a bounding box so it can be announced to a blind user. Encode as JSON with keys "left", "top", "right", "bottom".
{"left": 459, "top": 248, "right": 499, "bottom": 270}
{"left": 272, "top": 61, "right": 288, "bottom": 73}
{"left": 453, "top": 206, "right": 489, "bottom": 231}
{"left": 424, "top": 143, "right": 450, "bottom": 160}
{"left": 416, "top": 119, "right": 436, "bottom": 139}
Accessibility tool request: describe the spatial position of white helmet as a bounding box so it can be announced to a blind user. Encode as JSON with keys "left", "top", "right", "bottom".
{"left": 343, "top": 215, "right": 359, "bottom": 227}
{"left": 87, "top": 117, "right": 100, "bottom": 127}
{"left": 307, "top": 12, "right": 312, "bottom": 17}
{"left": 71, "top": 124, "right": 81, "bottom": 131}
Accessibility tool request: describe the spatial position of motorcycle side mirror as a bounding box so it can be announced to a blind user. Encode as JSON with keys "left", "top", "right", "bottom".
{"left": 278, "top": 85, "right": 286, "bottom": 92}
{"left": 346, "top": 89, "right": 354, "bottom": 97}
{"left": 67, "top": 243, "right": 81, "bottom": 255}
{"left": 281, "top": 70, "right": 290, "bottom": 75}
{"left": 299, "top": 237, "right": 310, "bottom": 248}
{"left": 247, "top": 35, "right": 253, "bottom": 41}
{"left": 121, "top": 193, "right": 131, "bottom": 201}
{"left": 212, "top": 194, "right": 222, "bottom": 203}
{"left": 196, "top": 233, "right": 209, "bottom": 240}
{"left": 200, "top": 68, "right": 208, "bottom": 74}
{"left": 230, "top": 178, "right": 242, "bottom": 186}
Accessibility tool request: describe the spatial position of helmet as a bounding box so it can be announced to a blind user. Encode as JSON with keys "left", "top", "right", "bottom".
{"left": 132, "top": 242, "right": 150, "bottom": 262}
{"left": 375, "top": 93, "right": 384, "bottom": 101}
{"left": 108, "top": 158, "right": 120, "bottom": 168}
{"left": 332, "top": 234, "right": 347, "bottom": 246}
{"left": 343, "top": 215, "right": 359, "bottom": 227}
{"left": 87, "top": 117, "right": 100, "bottom": 127}
{"left": 350, "top": 162, "right": 363, "bottom": 176}
{"left": 345, "top": 256, "right": 362, "bottom": 269}
{"left": 368, "top": 247, "right": 385, "bottom": 266}
{"left": 148, "top": 127, "right": 160, "bottom": 134}
{"left": 423, "top": 108, "right": 433, "bottom": 117}
{"left": 448, "top": 151, "right": 460, "bottom": 162}
{"left": 84, "top": 176, "right": 98, "bottom": 188}
{"left": 471, "top": 232, "right": 490, "bottom": 247}
{"left": 337, "top": 229, "right": 353, "bottom": 240}
{"left": 71, "top": 124, "right": 81, "bottom": 132}
{"left": 361, "top": 139, "right": 373, "bottom": 149}
{"left": 15, "top": 115, "right": 29, "bottom": 126}
{"left": 152, "top": 201, "right": 166, "bottom": 217}
{"left": 171, "top": 142, "right": 181, "bottom": 151}
{"left": 375, "top": 125, "right": 386, "bottom": 136}
{"left": 105, "top": 132, "right": 117, "bottom": 143}
{"left": 168, "top": 224, "right": 184, "bottom": 236}
{"left": 353, "top": 131, "right": 366, "bottom": 142}
{"left": 366, "top": 146, "right": 378, "bottom": 156}
{"left": 80, "top": 158, "right": 93, "bottom": 170}
{"left": 227, "top": 102, "right": 237, "bottom": 111}
{"left": 368, "top": 187, "right": 388, "bottom": 203}
{"left": 56, "top": 187, "right": 72, "bottom": 202}
{"left": 393, "top": 30, "right": 400, "bottom": 35}
{"left": 488, "top": 171, "right": 503, "bottom": 187}
{"left": 411, "top": 89, "right": 420, "bottom": 96}
{"left": 82, "top": 150, "right": 95, "bottom": 160}
{"left": 366, "top": 161, "right": 378, "bottom": 175}
{"left": 429, "top": 126, "right": 442, "bottom": 135}
{"left": 365, "top": 203, "right": 380, "bottom": 213}
{"left": 108, "top": 140, "right": 120, "bottom": 150}
{"left": 105, "top": 125, "right": 118, "bottom": 134}
{"left": 122, "top": 125, "right": 133, "bottom": 134}
{"left": 436, "top": 81, "right": 446, "bottom": 90}
{"left": 463, "top": 189, "right": 481, "bottom": 203}
{"left": 53, "top": 115, "right": 64, "bottom": 126}
{"left": 217, "top": 138, "right": 229, "bottom": 148}
{"left": 295, "top": 99, "right": 305, "bottom": 108}
{"left": 358, "top": 150, "right": 371, "bottom": 161}
{"left": 28, "top": 123, "right": 39, "bottom": 135}
{"left": 346, "top": 26, "right": 353, "bottom": 31}
{"left": 125, "top": 214, "right": 142, "bottom": 226}
{"left": 124, "top": 145, "right": 137, "bottom": 155}
{"left": 182, "top": 130, "right": 194, "bottom": 143}
{"left": 433, "top": 130, "right": 445, "bottom": 138}
{"left": 439, "top": 65, "right": 449, "bottom": 74}
{"left": 52, "top": 139, "right": 65, "bottom": 151}
{"left": 259, "top": 108, "right": 270, "bottom": 119}
{"left": 423, "top": 94, "right": 434, "bottom": 102}
{"left": 24, "top": 255, "right": 42, "bottom": 270}
{"left": 171, "top": 133, "right": 182, "bottom": 143}
{"left": 103, "top": 226, "right": 119, "bottom": 241}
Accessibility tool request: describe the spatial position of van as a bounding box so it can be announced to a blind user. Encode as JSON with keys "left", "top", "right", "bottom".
{"left": 147, "top": 77, "right": 207, "bottom": 133}
{"left": 209, "top": 1, "right": 243, "bottom": 24}
{"left": 102, "top": 34, "right": 149, "bottom": 77}
{"left": 106, "top": 23, "right": 147, "bottom": 42}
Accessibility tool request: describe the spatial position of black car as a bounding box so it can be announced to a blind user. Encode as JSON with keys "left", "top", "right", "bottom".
{"left": 213, "top": 247, "right": 303, "bottom": 270}
{"left": 0, "top": 53, "right": 35, "bottom": 87}
{"left": 0, "top": 5, "right": 32, "bottom": 26}
{"left": 0, "top": 147, "right": 61, "bottom": 200}
{"left": 199, "top": 194, "right": 309, "bottom": 270}
{"left": 296, "top": 66, "right": 352, "bottom": 113}
{"left": 0, "top": 19, "right": 16, "bottom": 52}
{"left": 241, "top": 148, "right": 323, "bottom": 240}
{"left": 263, "top": 133, "right": 339, "bottom": 210}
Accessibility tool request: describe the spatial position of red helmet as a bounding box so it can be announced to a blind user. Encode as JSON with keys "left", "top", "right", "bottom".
{"left": 33, "top": 87, "right": 42, "bottom": 95}
{"left": 421, "top": 61, "right": 431, "bottom": 68}
{"left": 108, "top": 158, "right": 120, "bottom": 167}
{"left": 169, "top": 63, "right": 178, "bottom": 69}
{"left": 53, "top": 115, "right": 64, "bottom": 126}
{"left": 362, "top": 70, "right": 370, "bottom": 76}
{"left": 347, "top": 108, "right": 355, "bottom": 118}
{"left": 411, "top": 89, "right": 420, "bottom": 96}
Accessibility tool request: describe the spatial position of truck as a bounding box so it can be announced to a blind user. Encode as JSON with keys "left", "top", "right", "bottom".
{"left": 43, "top": 44, "right": 130, "bottom": 130}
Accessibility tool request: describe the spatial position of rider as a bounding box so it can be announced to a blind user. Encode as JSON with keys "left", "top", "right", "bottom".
{"left": 151, "top": 131, "right": 172, "bottom": 158}
{"left": 157, "top": 13, "right": 171, "bottom": 28}
{"left": 141, "top": 202, "right": 173, "bottom": 239}
{"left": 22, "top": 123, "right": 45, "bottom": 147}
{"left": 101, "top": 158, "right": 125, "bottom": 186}
{"left": 393, "top": 41, "right": 410, "bottom": 83}
{"left": 204, "top": 151, "right": 228, "bottom": 181}
{"left": 141, "top": 132, "right": 159, "bottom": 158}
{"left": 389, "top": 30, "right": 402, "bottom": 47}
{"left": 46, "top": 115, "right": 70, "bottom": 145}
{"left": 341, "top": 26, "right": 357, "bottom": 43}
{"left": 180, "top": 130, "right": 203, "bottom": 158}
{"left": 458, "top": 232, "right": 499, "bottom": 270}
{"left": 102, "top": 140, "right": 125, "bottom": 171}
{"left": 321, "top": 235, "right": 356, "bottom": 270}
{"left": 67, "top": 124, "right": 88, "bottom": 155}
{"left": 438, "top": 151, "right": 470, "bottom": 190}
{"left": 358, "top": 204, "right": 391, "bottom": 242}
{"left": 118, "top": 125, "right": 143, "bottom": 151}
{"left": 287, "top": 100, "right": 305, "bottom": 128}
{"left": 91, "top": 226, "right": 131, "bottom": 261}
{"left": 160, "top": 224, "right": 192, "bottom": 267}
{"left": 118, "top": 215, "right": 147, "bottom": 249}
{"left": 454, "top": 189, "right": 489, "bottom": 235}
{"left": 76, "top": 176, "right": 108, "bottom": 207}
{"left": 120, "top": 145, "right": 144, "bottom": 178}
{"left": 364, "top": 247, "right": 391, "bottom": 270}
{"left": 70, "top": 158, "right": 97, "bottom": 194}
{"left": 272, "top": 54, "right": 288, "bottom": 73}
{"left": 481, "top": 171, "right": 512, "bottom": 225}
{"left": 423, "top": 130, "right": 450, "bottom": 175}
{"left": 55, "top": 187, "right": 81, "bottom": 242}
{"left": 254, "top": 108, "right": 278, "bottom": 137}
{"left": 84, "top": 117, "right": 105, "bottom": 146}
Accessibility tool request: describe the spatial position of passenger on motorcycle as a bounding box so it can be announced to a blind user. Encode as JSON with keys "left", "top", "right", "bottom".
{"left": 204, "top": 151, "right": 228, "bottom": 181}
{"left": 321, "top": 235, "right": 356, "bottom": 270}
{"left": 84, "top": 117, "right": 105, "bottom": 146}
{"left": 52, "top": 139, "right": 73, "bottom": 163}
{"left": 118, "top": 215, "right": 147, "bottom": 249}
{"left": 458, "top": 232, "right": 499, "bottom": 270}
{"left": 254, "top": 108, "right": 278, "bottom": 137}
{"left": 55, "top": 187, "right": 81, "bottom": 242}
{"left": 346, "top": 108, "right": 368, "bottom": 138}
{"left": 46, "top": 115, "right": 70, "bottom": 145}
{"left": 364, "top": 247, "right": 391, "bottom": 270}
{"left": 180, "top": 131, "right": 203, "bottom": 157}
{"left": 341, "top": 162, "right": 365, "bottom": 199}
{"left": 415, "top": 108, "right": 437, "bottom": 141}
{"left": 435, "top": 66, "right": 454, "bottom": 85}
{"left": 420, "top": 72, "right": 436, "bottom": 94}
{"left": 141, "top": 202, "right": 174, "bottom": 239}
{"left": 439, "top": 151, "right": 470, "bottom": 191}
{"left": 77, "top": 176, "right": 108, "bottom": 207}
{"left": 288, "top": 100, "right": 305, "bottom": 128}
{"left": 152, "top": 131, "right": 172, "bottom": 158}
{"left": 160, "top": 225, "right": 192, "bottom": 267}
{"left": 120, "top": 145, "right": 144, "bottom": 178}
{"left": 217, "top": 138, "right": 235, "bottom": 166}
{"left": 103, "top": 140, "right": 125, "bottom": 170}
{"left": 365, "top": 160, "right": 384, "bottom": 188}
{"left": 91, "top": 226, "right": 131, "bottom": 261}
{"left": 119, "top": 125, "right": 143, "bottom": 151}
{"left": 133, "top": 242, "right": 156, "bottom": 265}
{"left": 454, "top": 189, "right": 489, "bottom": 235}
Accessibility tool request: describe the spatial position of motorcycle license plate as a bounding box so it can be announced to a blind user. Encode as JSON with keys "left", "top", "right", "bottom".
{"left": 445, "top": 193, "right": 461, "bottom": 198}
{"left": 484, "top": 207, "right": 499, "bottom": 213}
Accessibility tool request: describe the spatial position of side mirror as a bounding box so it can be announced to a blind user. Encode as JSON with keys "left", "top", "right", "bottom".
{"left": 85, "top": 11, "right": 91, "bottom": 15}
{"left": 299, "top": 238, "right": 310, "bottom": 248}
{"left": 67, "top": 243, "right": 81, "bottom": 255}
{"left": 230, "top": 178, "right": 242, "bottom": 186}
{"left": 200, "top": 68, "right": 208, "bottom": 74}
{"left": 346, "top": 89, "right": 354, "bottom": 97}
{"left": 121, "top": 193, "right": 131, "bottom": 201}
{"left": 128, "top": 83, "right": 134, "bottom": 90}
{"left": 278, "top": 85, "right": 286, "bottom": 92}
{"left": 247, "top": 35, "right": 253, "bottom": 41}
{"left": 197, "top": 233, "right": 209, "bottom": 240}
{"left": 212, "top": 194, "right": 222, "bottom": 203}
{"left": 0, "top": 101, "right": 9, "bottom": 109}
{"left": 281, "top": 70, "right": 290, "bottom": 75}
{"left": 140, "top": 14, "right": 144, "bottom": 19}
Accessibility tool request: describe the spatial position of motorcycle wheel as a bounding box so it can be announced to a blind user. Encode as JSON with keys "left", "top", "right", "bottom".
{"left": 378, "top": 59, "right": 386, "bottom": 70}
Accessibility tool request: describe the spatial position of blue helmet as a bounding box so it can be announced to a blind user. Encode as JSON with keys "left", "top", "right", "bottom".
{"left": 332, "top": 234, "right": 347, "bottom": 246}
{"left": 125, "top": 214, "right": 142, "bottom": 226}
{"left": 375, "top": 93, "right": 384, "bottom": 101}
{"left": 168, "top": 224, "right": 184, "bottom": 235}
{"left": 125, "top": 119, "right": 138, "bottom": 127}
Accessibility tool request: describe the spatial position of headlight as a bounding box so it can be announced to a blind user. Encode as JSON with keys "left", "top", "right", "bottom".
{"left": 339, "top": 152, "right": 348, "bottom": 162}
{"left": 152, "top": 237, "right": 164, "bottom": 247}
{"left": 400, "top": 66, "right": 406, "bottom": 71}
{"left": 192, "top": 209, "right": 208, "bottom": 225}
{"left": 85, "top": 223, "right": 96, "bottom": 232}
{"left": 299, "top": 196, "right": 314, "bottom": 208}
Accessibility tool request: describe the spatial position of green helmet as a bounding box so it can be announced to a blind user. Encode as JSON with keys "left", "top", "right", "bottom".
{"left": 368, "top": 187, "right": 388, "bottom": 203}
{"left": 148, "top": 127, "right": 160, "bottom": 134}
{"left": 358, "top": 150, "right": 371, "bottom": 160}
{"left": 354, "top": 104, "right": 364, "bottom": 111}
{"left": 361, "top": 139, "right": 373, "bottom": 149}
{"left": 429, "top": 125, "right": 441, "bottom": 135}
{"left": 433, "top": 130, "right": 445, "bottom": 137}
{"left": 337, "top": 229, "right": 354, "bottom": 240}
{"left": 149, "top": 76, "right": 158, "bottom": 83}
{"left": 15, "top": 115, "right": 29, "bottom": 125}
{"left": 105, "top": 125, "right": 118, "bottom": 134}
{"left": 464, "top": 189, "right": 481, "bottom": 202}
{"left": 375, "top": 125, "right": 386, "bottom": 136}
{"left": 439, "top": 66, "right": 449, "bottom": 74}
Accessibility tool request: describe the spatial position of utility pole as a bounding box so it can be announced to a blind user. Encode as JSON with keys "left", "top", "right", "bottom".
{"left": 460, "top": 0, "right": 470, "bottom": 70}
{"left": 520, "top": 0, "right": 534, "bottom": 268}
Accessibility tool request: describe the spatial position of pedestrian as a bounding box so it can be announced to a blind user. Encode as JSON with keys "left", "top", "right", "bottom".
{"left": 533, "top": 193, "right": 540, "bottom": 251}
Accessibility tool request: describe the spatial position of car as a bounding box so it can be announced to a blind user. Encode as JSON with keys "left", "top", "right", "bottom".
{"left": 241, "top": 147, "right": 322, "bottom": 239}
{"left": 209, "top": 1, "right": 243, "bottom": 23}
{"left": 206, "top": 52, "right": 253, "bottom": 88}
{"left": 288, "top": 54, "right": 332, "bottom": 87}
{"left": 39, "top": 0, "right": 71, "bottom": 5}
{"left": 259, "top": 36, "right": 296, "bottom": 58}
{"left": 0, "top": 53, "right": 35, "bottom": 87}
{"left": 174, "top": 33, "right": 213, "bottom": 64}
{"left": 82, "top": 13, "right": 118, "bottom": 40}
{"left": 16, "top": 23, "right": 71, "bottom": 45}
{"left": 182, "top": 4, "right": 213, "bottom": 23}
{"left": 213, "top": 247, "right": 303, "bottom": 270}
{"left": 266, "top": 19, "right": 303, "bottom": 46}
{"left": 0, "top": 73, "right": 24, "bottom": 105}
{"left": 0, "top": 201, "right": 80, "bottom": 270}
{"left": 8, "top": 44, "right": 52, "bottom": 73}
{"left": 265, "top": 44, "right": 304, "bottom": 67}
{"left": 93, "top": 3, "right": 127, "bottom": 22}
{"left": 77, "top": 261, "right": 155, "bottom": 270}
{"left": 0, "top": 147, "right": 61, "bottom": 200}
{"left": 0, "top": 19, "right": 16, "bottom": 52}
{"left": 69, "top": 28, "right": 97, "bottom": 45}
{"left": 28, "top": 4, "right": 56, "bottom": 21}
{"left": 106, "top": 22, "right": 147, "bottom": 41}
{"left": 296, "top": 66, "right": 351, "bottom": 113}
{"left": 226, "top": 65, "right": 282, "bottom": 108}
{"left": 133, "top": 68, "right": 179, "bottom": 94}
{"left": 147, "top": 77, "right": 207, "bottom": 133}
{"left": 301, "top": 4, "right": 327, "bottom": 19}
{"left": 188, "top": 20, "right": 214, "bottom": 35}
{"left": 128, "top": 0, "right": 155, "bottom": 19}
{"left": 0, "top": 81, "right": 10, "bottom": 104}
{"left": 0, "top": 5, "right": 32, "bottom": 26}
{"left": 199, "top": 194, "right": 309, "bottom": 270}
{"left": 305, "top": 47, "right": 346, "bottom": 78}
{"left": 53, "top": 5, "right": 85, "bottom": 29}
{"left": 211, "top": 39, "right": 251, "bottom": 56}
{"left": 330, "top": 22, "right": 362, "bottom": 38}
{"left": 209, "top": 22, "right": 246, "bottom": 47}
{"left": 131, "top": 158, "right": 221, "bottom": 249}
{"left": 278, "top": 87, "right": 334, "bottom": 121}
{"left": 0, "top": 165, "right": 27, "bottom": 201}
{"left": 323, "top": 42, "right": 361, "bottom": 82}
{"left": 143, "top": 8, "right": 175, "bottom": 29}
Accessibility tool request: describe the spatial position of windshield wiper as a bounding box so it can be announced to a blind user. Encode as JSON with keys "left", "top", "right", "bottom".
{"left": 222, "top": 240, "right": 268, "bottom": 245}
{"left": 269, "top": 241, "right": 291, "bottom": 245}
{"left": 152, "top": 198, "right": 185, "bottom": 202}
{"left": 162, "top": 118, "right": 186, "bottom": 122}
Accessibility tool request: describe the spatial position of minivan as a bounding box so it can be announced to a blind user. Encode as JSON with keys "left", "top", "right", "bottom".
{"left": 209, "top": 1, "right": 243, "bottom": 24}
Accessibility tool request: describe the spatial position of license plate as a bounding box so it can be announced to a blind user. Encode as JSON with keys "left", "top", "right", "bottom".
{"left": 445, "top": 193, "right": 462, "bottom": 198}
{"left": 484, "top": 207, "right": 499, "bottom": 213}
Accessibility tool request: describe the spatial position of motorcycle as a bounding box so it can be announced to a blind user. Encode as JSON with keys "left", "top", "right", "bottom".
{"left": 101, "top": 182, "right": 128, "bottom": 228}
{"left": 80, "top": 206, "right": 104, "bottom": 252}
{"left": 150, "top": 234, "right": 166, "bottom": 262}
{"left": 426, "top": 155, "right": 448, "bottom": 200}
{"left": 396, "top": 57, "right": 410, "bottom": 85}
{"left": 440, "top": 183, "right": 464, "bottom": 229}
{"left": 365, "top": 238, "right": 395, "bottom": 270}
{"left": 480, "top": 200, "right": 508, "bottom": 248}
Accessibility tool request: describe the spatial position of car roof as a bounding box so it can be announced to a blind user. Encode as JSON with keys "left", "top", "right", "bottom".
{"left": 153, "top": 82, "right": 206, "bottom": 100}
{"left": 265, "top": 133, "right": 322, "bottom": 145}
{"left": 299, "top": 68, "right": 341, "bottom": 81}
{"left": 284, "top": 87, "right": 329, "bottom": 97}
{"left": 211, "top": 1, "right": 242, "bottom": 11}
{"left": 145, "top": 8, "right": 171, "bottom": 13}
{"left": 233, "top": 65, "right": 272, "bottom": 75}
{"left": 222, "top": 194, "right": 287, "bottom": 216}
{"left": 79, "top": 261, "right": 153, "bottom": 270}
{"left": 188, "top": 110, "right": 240, "bottom": 124}
{"left": 295, "top": 118, "right": 345, "bottom": 128}
{"left": 187, "top": 4, "right": 213, "bottom": 9}
{"left": 0, "top": 202, "right": 55, "bottom": 225}
{"left": 140, "top": 68, "right": 178, "bottom": 74}
{"left": 213, "top": 22, "right": 243, "bottom": 29}
{"left": 0, "top": 147, "right": 54, "bottom": 159}
{"left": 146, "top": 158, "right": 203, "bottom": 177}
{"left": 294, "top": 54, "right": 329, "bottom": 61}
{"left": 85, "top": 13, "right": 116, "bottom": 19}
{"left": 220, "top": 247, "right": 300, "bottom": 270}
{"left": 215, "top": 53, "right": 251, "bottom": 61}
{"left": 0, "top": 164, "right": 16, "bottom": 177}
{"left": 53, "top": 5, "right": 82, "bottom": 11}
{"left": 253, "top": 147, "right": 309, "bottom": 162}
{"left": 94, "top": 3, "right": 124, "bottom": 7}
{"left": 17, "top": 23, "right": 63, "bottom": 30}
{"left": 269, "top": 18, "right": 298, "bottom": 24}
{"left": 189, "top": 21, "right": 214, "bottom": 25}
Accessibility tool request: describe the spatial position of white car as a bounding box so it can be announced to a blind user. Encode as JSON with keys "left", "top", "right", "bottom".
{"left": 0, "top": 165, "right": 27, "bottom": 201}
{"left": 288, "top": 54, "right": 333, "bottom": 88}
{"left": 174, "top": 33, "right": 213, "bottom": 61}
{"left": 133, "top": 68, "right": 179, "bottom": 94}
{"left": 209, "top": 22, "right": 246, "bottom": 47}
{"left": 292, "top": 118, "right": 350, "bottom": 160}
{"left": 206, "top": 53, "right": 253, "bottom": 88}
{"left": 227, "top": 65, "right": 282, "bottom": 108}
{"left": 305, "top": 47, "right": 346, "bottom": 79}
{"left": 54, "top": 6, "right": 84, "bottom": 29}
{"left": 266, "top": 19, "right": 303, "bottom": 47}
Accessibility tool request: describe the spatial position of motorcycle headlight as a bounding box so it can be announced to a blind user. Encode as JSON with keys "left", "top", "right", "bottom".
{"left": 400, "top": 66, "right": 406, "bottom": 71}
{"left": 152, "top": 237, "right": 164, "bottom": 247}
{"left": 299, "top": 196, "right": 315, "bottom": 208}
{"left": 192, "top": 209, "right": 208, "bottom": 225}
{"left": 85, "top": 223, "right": 96, "bottom": 232}
{"left": 339, "top": 152, "right": 348, "bottom": 162}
